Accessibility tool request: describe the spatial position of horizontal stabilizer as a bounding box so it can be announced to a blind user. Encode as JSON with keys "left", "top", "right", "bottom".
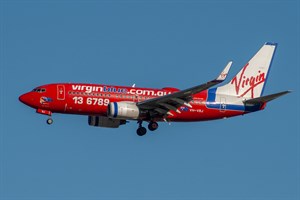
{"left": 244, "top": 91, "right": 291, "bottom": 105}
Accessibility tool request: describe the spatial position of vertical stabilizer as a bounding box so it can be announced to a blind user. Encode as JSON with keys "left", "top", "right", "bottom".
{"left": 217, "top": 42, "right": 277, "bottom": 99}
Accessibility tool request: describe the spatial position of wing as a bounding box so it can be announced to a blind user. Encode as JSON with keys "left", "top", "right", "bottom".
{"left": 137, "top": 61, "right": 232, "bottom": 117}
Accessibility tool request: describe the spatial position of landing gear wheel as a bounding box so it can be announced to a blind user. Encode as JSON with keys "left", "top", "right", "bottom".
{"left": 136, "top": 127, "right": 147, "bottom": 136}
{"left": 46, "top": 118, "right": 53, "bottom": 125}
{"left": 148, "top": 121, "right": 158, "bottom": 131}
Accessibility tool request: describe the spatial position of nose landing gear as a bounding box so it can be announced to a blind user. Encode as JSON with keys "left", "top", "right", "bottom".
{"left": 46, "top": 118, "right": 53, "bottom": 125}
{"left": 36, "top": 109, "right": 53, "bottom": 125}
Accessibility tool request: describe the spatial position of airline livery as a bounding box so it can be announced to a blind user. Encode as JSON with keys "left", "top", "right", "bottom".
{"left": 19, "top": 43, "right": 290, "bottom": 136}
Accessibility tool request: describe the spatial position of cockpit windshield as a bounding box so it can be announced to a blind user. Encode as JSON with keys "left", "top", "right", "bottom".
{"left": 32, "top": 88, "right": 46, "bottom": 93}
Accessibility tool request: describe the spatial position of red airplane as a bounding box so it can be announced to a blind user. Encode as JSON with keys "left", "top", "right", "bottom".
{"left": 19, "top": 42, "right": 290, "bottom": 136}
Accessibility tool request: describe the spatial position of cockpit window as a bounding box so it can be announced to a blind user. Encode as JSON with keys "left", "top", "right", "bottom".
{"left": 32, "top": 88, "right": 46, "bottom": 93}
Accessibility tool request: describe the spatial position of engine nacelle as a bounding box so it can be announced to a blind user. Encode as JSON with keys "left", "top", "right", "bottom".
{"left": 108, "top": 102, "right": 140, "bottom": 119}
{"left": 88, "top": 116, "right": 126, "bottom": 128}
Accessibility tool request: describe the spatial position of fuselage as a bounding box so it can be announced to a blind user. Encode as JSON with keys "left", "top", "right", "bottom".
{"left": 19, "top": 83, "right": 259, "bottom": 122}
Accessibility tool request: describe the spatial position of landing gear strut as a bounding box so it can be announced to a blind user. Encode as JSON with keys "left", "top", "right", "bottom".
{"left": 136, "top": 121, "right": 147, "bottom": 136}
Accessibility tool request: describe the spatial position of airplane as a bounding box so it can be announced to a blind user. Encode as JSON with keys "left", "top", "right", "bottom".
{"left": 19, "top": 42, "right": 290, "bottom": 136}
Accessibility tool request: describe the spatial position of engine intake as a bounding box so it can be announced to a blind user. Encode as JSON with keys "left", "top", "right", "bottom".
{"left": 108, "top": 102, "right": 140, "bottom": 119}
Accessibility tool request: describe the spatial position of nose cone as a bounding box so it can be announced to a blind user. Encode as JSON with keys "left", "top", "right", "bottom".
{"left": 19, "top": 94, "right": 27, "bottom": 104}
{"left": 19, "top": 93, "right": 35, "bottom": 108}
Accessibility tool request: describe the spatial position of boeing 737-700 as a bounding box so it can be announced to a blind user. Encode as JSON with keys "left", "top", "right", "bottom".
{"left": 19, "top": 42, "right": 290, "bottom": 136}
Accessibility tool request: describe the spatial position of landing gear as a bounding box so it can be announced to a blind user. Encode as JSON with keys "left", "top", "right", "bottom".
{"left": 137, "top": 127, "right": 147, "bottom": 136}
{"left": 136, "top": 121, "right": 147, "bottom": 136}
{"left": 148, "top": 121, "right": 158, "bottom": 131}
{"left": 136, "top": 121, "right": 159, "bottom": 136}
{"left": 46, "top": 118, "right": 53, "bottom": 125}
{"left": 36, "top": 109, "right": 53, "bottom": 125}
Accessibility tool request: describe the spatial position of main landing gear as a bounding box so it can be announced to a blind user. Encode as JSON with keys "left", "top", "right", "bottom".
{"left": 136, "top": 121, "right": 159, "bottom": 136}
{"left": 148, "top": 121, "right": 158, "bottom": 131}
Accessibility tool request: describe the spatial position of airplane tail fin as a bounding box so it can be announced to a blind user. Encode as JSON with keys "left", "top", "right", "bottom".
{"left": 217, "top": 42, "right": 277, "bottom": 99}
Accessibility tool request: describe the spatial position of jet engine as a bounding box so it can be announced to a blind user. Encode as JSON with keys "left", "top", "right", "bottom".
{"left": 108, "top": 102, "right": 140, "bottom": 119}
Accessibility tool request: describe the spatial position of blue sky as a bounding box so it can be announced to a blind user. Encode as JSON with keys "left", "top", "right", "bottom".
{"left": 1, "top": 0, "right": 299, "bottom": 200}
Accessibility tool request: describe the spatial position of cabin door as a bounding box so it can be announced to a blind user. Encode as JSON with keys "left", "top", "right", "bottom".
{"left": 57, "top": 85, "right": 65, "bottom": 100}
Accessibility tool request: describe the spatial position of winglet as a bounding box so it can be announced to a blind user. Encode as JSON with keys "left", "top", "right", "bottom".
{"left": 216, "top": 61, "right": 232, "bottom": 81}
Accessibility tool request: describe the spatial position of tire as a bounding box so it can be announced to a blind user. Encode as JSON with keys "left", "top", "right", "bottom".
{"left": 136, "top": 127, "right": 147, "bottom": 136}
{"left": 47, "top": 118, "right": 53, "bottom": 125}
{"left": 148, "top": 122, "right": 158, "bottom": 131}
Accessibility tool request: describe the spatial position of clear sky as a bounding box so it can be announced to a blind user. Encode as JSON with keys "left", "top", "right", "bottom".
{"left": 1, "top": 0, "right": 299, "bottom": 200}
